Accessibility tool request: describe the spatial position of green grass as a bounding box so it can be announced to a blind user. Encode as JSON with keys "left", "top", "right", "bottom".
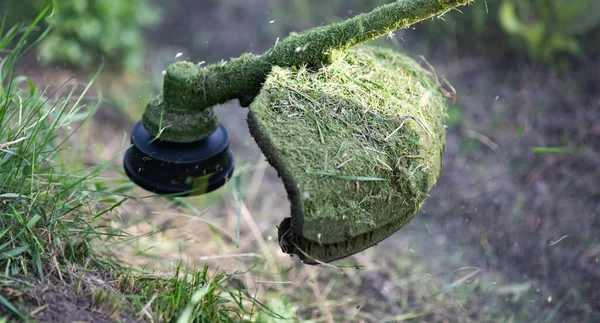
{"left": 530, "top": 146, "right": 574, "bottom": 154}
{"left": 113, "top": 263, "right": 285, "bottom": 322}
{"left": 0, "top": 9, "right": 276, "bottom": 322}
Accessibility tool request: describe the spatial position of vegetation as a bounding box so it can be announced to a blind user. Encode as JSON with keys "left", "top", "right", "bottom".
{"left": 1, "top": 0, "right": 161, "bottom": 71}
{"left": 0, "top": 9, "right": 271, "bottom": 322}
{"left": 267, "top": 0, "right": 600, "bottom": 67}
{"left": 498, "top": 0, "right": 600, "bottom": 66}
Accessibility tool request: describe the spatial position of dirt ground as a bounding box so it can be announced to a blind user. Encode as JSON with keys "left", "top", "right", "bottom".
{"left": 419, "top": 51, "right": 600, "bottom": 319}
{"left": 0, "top": 266, "right": 140, "bottom": 322}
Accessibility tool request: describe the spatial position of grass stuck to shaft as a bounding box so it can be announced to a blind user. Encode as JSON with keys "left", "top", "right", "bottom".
{"left": 249, "top": 46, "right": 447, "bottom": 263}
{"left": 0, "top": 11, "right": 270, "bottom": 323}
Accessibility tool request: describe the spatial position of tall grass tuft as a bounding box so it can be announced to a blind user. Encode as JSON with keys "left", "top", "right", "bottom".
{"left": 0, "top": 5, "right": 102, "bottom": 277}
{"left": 0, "top": 7, "right": 275, "bottom": 322}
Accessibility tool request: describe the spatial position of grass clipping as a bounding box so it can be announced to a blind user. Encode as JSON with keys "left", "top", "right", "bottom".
{"left": 248, "top": 46, "right": 446, "bottom": 264}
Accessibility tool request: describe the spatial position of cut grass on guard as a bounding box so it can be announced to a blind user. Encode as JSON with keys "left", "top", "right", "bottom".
{"left": 250, "top": 46, "right": 446, "bottom": 263}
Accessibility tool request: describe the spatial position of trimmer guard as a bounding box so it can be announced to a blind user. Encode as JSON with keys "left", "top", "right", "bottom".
{"left": 248, "top": 46, "right": 447, "bottom": 264}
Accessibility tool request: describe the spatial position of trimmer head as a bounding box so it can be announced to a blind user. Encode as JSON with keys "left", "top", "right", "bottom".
{"left": 124, "top": 46, "right": 447, "bottom": 265}
{"left": 124, "top": 121, "right": 234, "bottom": 196}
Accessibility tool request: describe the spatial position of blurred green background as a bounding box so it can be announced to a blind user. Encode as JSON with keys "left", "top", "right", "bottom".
{"left": 3, "top": 0, "right": 600, "bottom": 70}
{"left": 1, "top": 0, "right": 161, "bottom": 70}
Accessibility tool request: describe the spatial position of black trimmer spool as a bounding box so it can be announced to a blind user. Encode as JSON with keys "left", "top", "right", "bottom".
{"left": 123, "top": 120, "right": 234, "bottom": 196}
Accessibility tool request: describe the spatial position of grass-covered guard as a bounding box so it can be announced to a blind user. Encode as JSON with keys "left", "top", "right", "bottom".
{"left": 249, "top": 46, "right": 446, "bottom": 264}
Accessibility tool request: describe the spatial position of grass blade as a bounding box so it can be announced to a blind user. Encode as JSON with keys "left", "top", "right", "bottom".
{"left": 0, "top": 294, "right": 23, "bottom": 320}
{"left": 309, "top": 171, "right": 386, "bottom": 181}
{"left": 530, "top": 146, "right": 573, "bottom": 154}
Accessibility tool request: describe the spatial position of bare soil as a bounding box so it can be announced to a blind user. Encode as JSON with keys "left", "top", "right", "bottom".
{"left": 419, "top": 52, "right": 600, "bottom": 319}
{"left": 0, "top": 269, "right": 141, "bottom": 323}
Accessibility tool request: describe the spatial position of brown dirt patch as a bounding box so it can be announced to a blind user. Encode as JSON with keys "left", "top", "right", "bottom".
{"left": 1, "top": 269, "right": 141, "bottom": 323}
